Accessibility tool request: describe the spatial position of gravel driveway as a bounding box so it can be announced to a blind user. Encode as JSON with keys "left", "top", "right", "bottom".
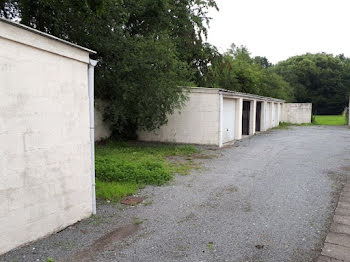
{"left": 2, "top": 126, "right": 350, "bottom": 262}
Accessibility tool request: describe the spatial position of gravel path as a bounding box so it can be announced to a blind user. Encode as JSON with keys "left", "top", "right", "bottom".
{"left": 2, "top": 126, "right": 350, "bottom": 262}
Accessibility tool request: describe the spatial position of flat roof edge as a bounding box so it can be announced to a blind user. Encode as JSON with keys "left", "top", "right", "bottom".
{"left": 0, "top": 17, "right": 96, "bottom": 54}
{"left": 186, "top": 87, "right": 285, "bottom": 102}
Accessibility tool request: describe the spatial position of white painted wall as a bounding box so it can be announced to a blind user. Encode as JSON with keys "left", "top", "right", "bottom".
{"left": 138, "top": 91, "right": 220, "bottom": 145}
{"left": 222, "top": 98, "right": 236, "bottom": 143}
{"left": 138, "top": 88, "right": 285, "bottom": 146}
{"left": 260, "top": 101, "right": 267, "bottom": 131}
{"left": 265, "top": 102, "right": 271, "bottom": 129}
{"left": 234, "top": 97, "right": 243, "bottom": 140}
{"left": 94, "top": 108, "right": 111, "bottom": 141}
{"left": 94, "top": 101, "right": 111, "bottom": 141}
{"left": 274, "top": 103, "right": 279, "bottom": 127}
{"left": 272, "top": 103, "right": 275, "bottom": 127}
{"left": 249, "top": 100, "right": 257, "bottom": 135}
{"left": 282, "top": 103, "right": 312, "bottom": 124}
{"left": 0, "top": 20, "right": 93, "bottom": 255}
{"left": 278, "top": 103, "right": 282, "bottom": 122}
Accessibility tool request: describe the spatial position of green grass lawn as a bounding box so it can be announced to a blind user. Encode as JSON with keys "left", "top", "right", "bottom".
{"left": 95, "top": 141, "right": 200, "bottom": 201}
{"left": 313, "top": 115, "right": 347, "bottom": 125}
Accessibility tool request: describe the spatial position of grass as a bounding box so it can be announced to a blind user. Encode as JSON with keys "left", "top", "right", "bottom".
{"left": 207, "top": 242, "right": 214, "bottom": 251}
{"left": 272, "top": 122, "right": 312, "bottom": 130}
{"left": 313, "top": 115, "right": 347, "bottom": 125}
{"left": 134, "top": 219, "right": 144, "bottom": 225}
{"left": 272, "top": 122, "right": 293, "bottom": 130}
{"left": 272, "top": 115, "right": 346, "bottom": 130}
{"left": 95, "top": 141, "right": 199, "bottom": 201}
{"left": 95, "top": 181, "right": 139, "bottom": 202}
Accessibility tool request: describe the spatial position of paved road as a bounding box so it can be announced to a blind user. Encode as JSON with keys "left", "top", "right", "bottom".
{"left": 2, "top": 126, "right": 350, "bottom": 262}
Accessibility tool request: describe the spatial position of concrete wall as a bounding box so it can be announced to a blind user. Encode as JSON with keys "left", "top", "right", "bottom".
{"left": 265, "top": 102, "right": 271, "bottom": 129}
{"left": 138, "top": 91, "right": 220, "bottom": 146}
{"left": 94, "top": 101, "right": 111, "bottom": 141}
{"left": 0, "top": 20, "right": 93, "bottom": 255}
{"left": 138, "top": 88, "right": 286, "bottom": 146}
{"left": 282, "top": 103, "right": 312, "bottom": 124}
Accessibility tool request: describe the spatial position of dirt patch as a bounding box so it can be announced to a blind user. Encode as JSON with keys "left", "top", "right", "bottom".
{"left": 342, "top": 165, "right": 350, "bottom": 172}
{"left": 120, "top": 196, "right": 143, "bottom": 206}
{"left": 66, "top": 224, "right": 139, "bottom": 262}
{"left": 190, "top": 154, "right": 217, "bottom": 160}
{"left": 214, "top": 186, "right": 239, "bottom": 198}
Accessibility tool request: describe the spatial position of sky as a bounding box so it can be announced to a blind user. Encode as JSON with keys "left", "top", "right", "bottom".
{"left": 206, "top": 0, "right": 350, "bottom": 64}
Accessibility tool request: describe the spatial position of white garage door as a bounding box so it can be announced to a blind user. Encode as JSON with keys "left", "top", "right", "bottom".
{"left": 223, "top": 98, "right": 235, "bottom": 143}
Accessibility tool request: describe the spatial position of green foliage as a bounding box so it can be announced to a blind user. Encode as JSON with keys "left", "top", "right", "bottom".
{"left": 272, "top": 122, "right": 293, "bottom": 130}
{"left": 95, "top": 180, "right": 138, "bottom": 201}
{"left": 1, "top": 0, "right": 218, "bottom": 137}
{"left": 203, "top": 44, "right": 294, "bottom": 101}
{"left": 273, "top": 53, "right": 350, "bottom": 115}
{"left": 313, "top": 115, "right": 347, "bottom": 125}
{"left": 96, "top": 157, "right": 172, "bottom": 185}
{"left": 272, "top": 122, "right": 313, "bottom": 130}
{"left": 95, "top": 141, "right": 199, "bottom": 199}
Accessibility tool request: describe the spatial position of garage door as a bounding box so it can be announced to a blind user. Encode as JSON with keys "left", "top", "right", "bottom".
{"left": 223, "top": 98, "right": 235, "bottom": 143}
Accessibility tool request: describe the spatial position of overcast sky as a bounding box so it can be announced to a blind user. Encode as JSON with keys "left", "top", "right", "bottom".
{"left": 206, "top": 0, "right": 350, "bottom": 64}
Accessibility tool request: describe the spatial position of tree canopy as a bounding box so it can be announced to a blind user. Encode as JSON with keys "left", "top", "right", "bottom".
{"left": 2, "top": 1, "right": 350, "bottom": 133}
{"left": 203, "top": 44, "right": 294, "bottom": 101}
{"left": 272, "top": 53, "right": 350, "bottom": 115}
{"left": 1, "top": 0, "right": 219, "bottom": 137}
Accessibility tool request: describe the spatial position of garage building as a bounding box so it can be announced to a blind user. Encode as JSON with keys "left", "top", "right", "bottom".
{"left": 0, "top": 18, "right": 96, "bottom": 254}
{"left": 138, "top": 87, "right": 285, "bottom": 147}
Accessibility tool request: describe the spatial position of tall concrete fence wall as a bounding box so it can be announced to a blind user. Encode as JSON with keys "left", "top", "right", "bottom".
{"left": 0, "top": 19, "right": 94, "bottom": 255}
{"left": 282, "top": 103, "right": 312, "bottom": 124}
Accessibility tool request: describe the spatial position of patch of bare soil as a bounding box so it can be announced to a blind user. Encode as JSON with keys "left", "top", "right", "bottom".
{"left": 120, "top": 196, "right": 143, "bottom": 206}
{"left": 190, "top": 154, "right": 217, "bottom": 160}
{"left": 65, "top": 224, "right": 139, "bottom": 262}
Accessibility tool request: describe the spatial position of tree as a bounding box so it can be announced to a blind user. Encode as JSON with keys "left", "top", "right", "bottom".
{"left": 203, "top": 44, "right": 293, "bottom": 101}
{"left": 253, "top": 56, "right": 272, "bottom": 69}
{"left": 1, "top": 0, "right": 218, "bottom": 137}
{"left": 273, "top": 53, "right": 350, "bottom": 114}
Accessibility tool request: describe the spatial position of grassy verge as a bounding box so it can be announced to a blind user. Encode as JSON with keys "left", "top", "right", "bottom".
{"left": 272, "top": 115, "right": 346, "bottom": 130}
{"left": 95, "top": 141, "right": 199, "bottom": 201}
{"left": 95, "top": 181, "right": 139, "bottom": 201}
{"left": 272, "top": 122, "right": 313, "bottom": 130}
{"left": 313, "top": 115, "right": 347, "bottom": 125}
